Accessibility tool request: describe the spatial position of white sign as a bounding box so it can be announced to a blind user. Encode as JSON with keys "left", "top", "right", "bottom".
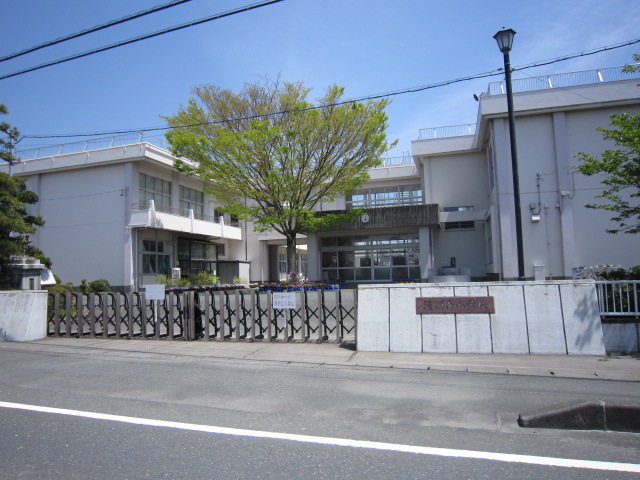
{"left": 144, "top": 284, "right": 166, "bottom": 301}
{"left": 272, "top": 292, "right": 297, "bottom": 310}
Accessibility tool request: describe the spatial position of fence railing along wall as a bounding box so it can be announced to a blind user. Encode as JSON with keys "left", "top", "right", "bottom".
{"left": 596, "top": 281, "right": 640, "bottom": 321}
{"left": 47, "top": 289, "right": 356, "bottom": 343}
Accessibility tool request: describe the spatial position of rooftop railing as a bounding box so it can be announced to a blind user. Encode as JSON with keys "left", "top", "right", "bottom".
{"left": 418, "top": 123, "right": 477, "bottom": 140}
{"left": 14, "top": 132, "right": 168, "bottom": 160}
{"left": 486, "top": 65, "right": 640, "bottom": 96}
{"left": 418, "top": 65, "right": 640, "bottom": 140}
{"left": 376, "top": 152, "right": 414, "bottom": 167}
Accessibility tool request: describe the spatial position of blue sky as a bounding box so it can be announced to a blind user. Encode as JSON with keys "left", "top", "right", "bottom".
{"left": 2, "top": 0, "right": 639, "bottom": 159}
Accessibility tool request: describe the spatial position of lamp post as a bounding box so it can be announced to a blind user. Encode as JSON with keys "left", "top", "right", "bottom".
{"left": 494, "top": 28, "right": 525, "bottom": 280}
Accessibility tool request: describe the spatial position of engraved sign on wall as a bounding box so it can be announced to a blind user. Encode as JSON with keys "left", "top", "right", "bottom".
{"left": 416, "top": 296, "right": 495, "bottom": 314}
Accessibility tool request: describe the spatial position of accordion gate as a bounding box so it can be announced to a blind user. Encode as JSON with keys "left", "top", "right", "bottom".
{"left": 47, "top": 289, "right": 356, "bottom": 343}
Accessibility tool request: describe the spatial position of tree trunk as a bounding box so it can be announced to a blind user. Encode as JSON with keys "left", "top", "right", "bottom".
{"left": 286, "top": 235, "right": 297, "bottom": 278}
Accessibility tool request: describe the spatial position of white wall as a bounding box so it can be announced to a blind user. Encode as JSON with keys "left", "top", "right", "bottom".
{"left": 564, "top": 105, "right": 640, "bottom": 269}
{"left": 0, "top": 291, "right": 48, "bottom": 342}
{"left": 357, "top": 281, "right": 605, "bottom": 355}
{"left": 487, "top": 98, "right": 640, "bottom": 278}
{"left": 422, "top": 150, "right": 489, "bottom": 277}
{"left": 28, "top": 164, "right": 128, "bottom": 287}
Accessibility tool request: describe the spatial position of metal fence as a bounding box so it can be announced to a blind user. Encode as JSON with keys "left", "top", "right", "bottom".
{"left": 47, "top": 288, "right": 357, "bottom": 342}
{"left": 596, "top": 281, "right": 640, "bottom": 322}
{"left": 487, "top": 65, "right": 640, "bottom": 96}
{"left": 418, "top": 123, "right": 477, "bottom": 140}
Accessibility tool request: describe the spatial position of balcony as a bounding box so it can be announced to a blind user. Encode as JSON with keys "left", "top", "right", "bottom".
{"left": 129, "top": 200, "right": 242, "bottom": 240}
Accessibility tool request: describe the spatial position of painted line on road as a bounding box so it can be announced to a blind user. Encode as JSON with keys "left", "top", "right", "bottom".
{"left": 1, "top": 400, "right": 638, "bottom": 474}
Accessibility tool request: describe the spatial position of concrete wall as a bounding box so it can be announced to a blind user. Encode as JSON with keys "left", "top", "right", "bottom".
{"left": 602, "top": 324, "right": 639, "bottom": 353}
{"left": 357, "top": 281, "right": 605, "bottom": 355}
{"left": 0, "top": 291, "right": 48, "bottom": 342}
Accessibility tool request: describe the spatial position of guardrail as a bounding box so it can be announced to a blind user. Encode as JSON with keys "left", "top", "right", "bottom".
{"left": 595, "top": 281, "right": 640, "bottom": 321}
{"left": 487, "top": 65, "right": 640, "bottom": 96}
{"left": 418, "top": 123, "right": 476, "bottom": 140}
{"left": 47, "top": 289, "right": 356, "bottom": 343}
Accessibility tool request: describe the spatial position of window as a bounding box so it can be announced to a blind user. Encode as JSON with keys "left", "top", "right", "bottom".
{"left": 442, "top": 206, "right": 474, "bottom": 212}
{"left": 443, "top": 206, "right": 475, "bottom": 231}
{"left": 178, "top": 238, "right": 218, "bottom": 275}
{"left": 140, "top": 173, "right": 171, "bottom": 213}
{"left": 346, "top": 184, "right": 423, "bottom": 209}
{"left": 179, "top": 186, "right": 204, "bottom": 219}
{"left": 142, "top": 239, "right": 171, "bottom": 275}
{"left": 444, "top": 221, "right": 475, "bottom": 231}
{"left": 320, "top": 234, "right": 420, "bottom": 282}
{"left": 278, "top": 251, "right": 288, "bottom": 274}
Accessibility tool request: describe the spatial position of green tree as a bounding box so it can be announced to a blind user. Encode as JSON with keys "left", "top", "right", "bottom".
{"left": 0, "top": 104, "right": 19, "bottom": 167}
{"left": 163, "top": 78, "right": 395, "bottom": 272}
{"left": 0, "top": 105, "right": 50, "bottom": 288}
{"left": 574, "top": 56, "right": 640, "bottom": 234}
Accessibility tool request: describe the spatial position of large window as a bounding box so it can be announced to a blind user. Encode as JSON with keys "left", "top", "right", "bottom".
{"left": 320, "top": 234, "right": 420, "bottom": 282}
{"left": 346, "top": 184, "right": 423, "bottom": 209}
{"left": 178, "top": 238, "right": 218, "bottom": 275}
{"left": 142, "top": 239, "right": 171, "bottom": 275}
{"left": 179, "top": 186, "right": 204, "bottom": 219}
{"left": 140, "top": 173, "right": 171, "bottom": 213}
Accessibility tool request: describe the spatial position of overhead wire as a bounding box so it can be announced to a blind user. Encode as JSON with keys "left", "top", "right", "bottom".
{"left": 0, "top": 0, "right": 195, "bottom": 63}
{"left": 0, "top": 0, "right": 285, "bottom": 81}
{"left": 18, "top": 35, "right": 640, "bottom": 143}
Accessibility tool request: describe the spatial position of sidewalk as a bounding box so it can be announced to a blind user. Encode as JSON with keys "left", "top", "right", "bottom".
{"left": 1, "top": 337, "right": 639, "bottom": 382}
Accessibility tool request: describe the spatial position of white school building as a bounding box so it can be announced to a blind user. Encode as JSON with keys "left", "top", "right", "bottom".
{"left": 3, "top": 65, "right": 639, "bottom": 290}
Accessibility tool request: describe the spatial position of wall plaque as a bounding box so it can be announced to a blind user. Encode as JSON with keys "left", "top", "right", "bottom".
{"left": 416, "top": 296, "right": 495, "bottom": 314}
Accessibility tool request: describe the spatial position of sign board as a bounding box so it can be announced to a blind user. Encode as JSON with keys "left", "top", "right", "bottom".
{"left": 144, "top": 284, "right": 166, "bottom": 301}
{"left": 272, "top": 292, "right": 297, "bottom": 310}
{"left": 416, "top": 296, "right": 495, "bottom": 315}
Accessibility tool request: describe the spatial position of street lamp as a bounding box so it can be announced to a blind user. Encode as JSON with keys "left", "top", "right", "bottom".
{"left": 494, "top": 28, "right": 525, "bottom": 280}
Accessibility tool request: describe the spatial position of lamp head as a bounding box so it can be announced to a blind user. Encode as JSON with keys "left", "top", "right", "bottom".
{"left": 493, "top": 28, "right": 516, "bottom": 53}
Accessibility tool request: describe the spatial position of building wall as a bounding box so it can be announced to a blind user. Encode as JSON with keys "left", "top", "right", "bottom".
{"left": 564, "top": 105, "right": 640, "bottom": 269}
{"left": 27, "top": 163, "right": 128, "bottom": 287}
{"left": 486, "top": 91, "right": 640, "bottom": 278}
{"left": 422, "top": 150, "right": 489, "bottom": 277}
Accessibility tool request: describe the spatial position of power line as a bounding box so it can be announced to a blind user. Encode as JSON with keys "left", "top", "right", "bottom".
{"left": 0, "top": 0, "right": 284, "bottom": 81}
{"left": 0, "top": 0, "right": 195, "bottom": 63}
{"left": 21, "top": 68, "right": 505, "bottom": 140}
{"left": 18, "top": 36, "right": 640, "bottom": 141}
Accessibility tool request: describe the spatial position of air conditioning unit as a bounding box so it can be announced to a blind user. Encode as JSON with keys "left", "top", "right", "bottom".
{"left": 171, "top": 268, "right": 181, "bottom": 279}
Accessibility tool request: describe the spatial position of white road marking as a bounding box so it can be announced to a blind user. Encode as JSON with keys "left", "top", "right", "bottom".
{"left": 1, "top": 400, "right": 638, "bottom": 473}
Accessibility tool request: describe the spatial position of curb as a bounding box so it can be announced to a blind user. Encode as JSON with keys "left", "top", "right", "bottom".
{"left": 518, "top": 400, "right": 640, "bottom": 433}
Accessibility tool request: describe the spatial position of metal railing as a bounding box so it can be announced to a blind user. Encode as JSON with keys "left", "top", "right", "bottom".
{"left": 47, "top": 289, "right": 357, "bottom": 343}
{"left": 377, "top": 152, "right": 413, "bottom": 167}
{"left": 15, "top": 133, "right": 168, "bottom": 160}
{"left": 418, "top": 123, "right": 477, "bottom": 140}
{"left": 131, "top": 203, "right": 219, "bottom": 223}
{"left": 596, "top": 281, "right": 640, "bottom": 321}
{"left": 487, "top": 65, "right": 640, "bottom": 96}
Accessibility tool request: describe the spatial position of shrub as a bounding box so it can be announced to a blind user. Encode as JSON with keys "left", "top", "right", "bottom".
{"left": 598, "top": 265, "right": 640, "bottom": 280}
{"left": 187, "top": 271, "right": 220, "bottom": 286}
{"left": 46, "top": 282, "right": 74, "bottom": 294}
{"left": 89, "top": 279, "right": 110, "bottom": 293}
{"left": 79, "top": 278, "right": 111, "bottom": 293}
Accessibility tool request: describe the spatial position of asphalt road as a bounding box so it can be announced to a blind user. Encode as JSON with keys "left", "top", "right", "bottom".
{"left": 0, "top": 346, "right": 639, "bottom": 479}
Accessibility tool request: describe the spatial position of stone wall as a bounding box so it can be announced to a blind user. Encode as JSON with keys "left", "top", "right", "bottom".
{"left": 357, "top": 281, "right": 605, "bottom": 355}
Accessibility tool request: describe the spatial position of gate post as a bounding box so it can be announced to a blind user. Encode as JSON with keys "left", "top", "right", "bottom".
{"left": 186, "top": 291, "right": 196, "bottom": 340}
